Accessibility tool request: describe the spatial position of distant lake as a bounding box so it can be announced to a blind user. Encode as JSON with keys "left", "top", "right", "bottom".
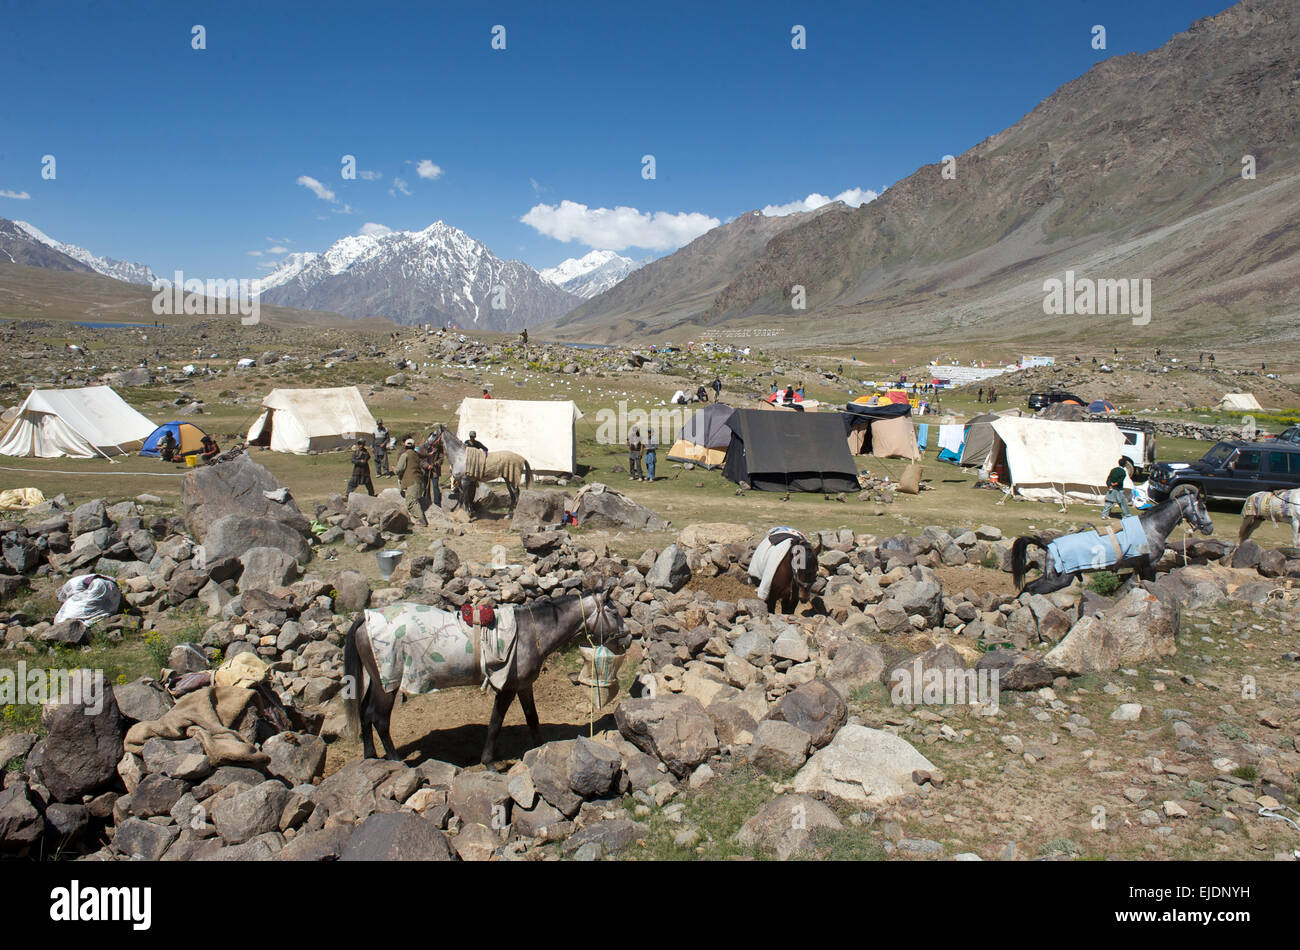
{"left": 74, "top": 322, "right": 155, "bottom": 329}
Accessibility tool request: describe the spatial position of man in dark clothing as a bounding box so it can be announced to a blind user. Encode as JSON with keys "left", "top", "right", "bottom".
{"left": 158, "top": 430, "right": 178, "bottom": 462}
{"left": 421, "top": 429, "right": 444, "bottom": 508}
{"left": 372, "top": 419, "right": 391, "bottom": 476}
{"left": 977, "top": 387, "right": 984, "bottom": 403}
{"left": 1100, "top": 457, "right": 1132, "bottom": 519}
{"left": 464, "top": 430, "right": 487, "bottom": 453}
{"left": 199, "top": 435, "right": 220, "bottom": 465}
{"left": 627, "top": 427, "right": 644, "bottom": 480}
{"left": 711, "top": 376, "right": 721, "bottom": 399}
{"left": 696, "top": 385, "right": 708, "bottom": 403}
{"left": 346, "top": 439, "right": 375, "bottom": 498}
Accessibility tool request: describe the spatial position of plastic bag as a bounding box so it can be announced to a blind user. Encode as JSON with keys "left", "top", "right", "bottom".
{"left": 53, "top": 574, "right": 122, "bottom": 626}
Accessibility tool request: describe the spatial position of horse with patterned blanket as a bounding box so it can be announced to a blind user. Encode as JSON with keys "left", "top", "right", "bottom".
{"left": 440, "top": 429, "right": 533, "bottom": 519}
{"left": 343, "top": 590, "right": 629, "bottom": 764}
{"left": 1238, "top": 488, "right": 1300, "bottom": 549}
{"left": 1012, "top": 493, "right": 1214, "bottom": 596}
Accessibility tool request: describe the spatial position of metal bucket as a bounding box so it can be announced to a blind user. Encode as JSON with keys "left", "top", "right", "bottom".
{"left": 375, "top": 549, "right": 404, "bottom": 580}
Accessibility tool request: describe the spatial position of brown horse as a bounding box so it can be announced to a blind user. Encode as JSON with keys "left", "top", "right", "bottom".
{"left": 749, "top": 529, "right": 821, "bottom": 614}
{"left": 343, "top": 591, "right": 628, "bottom": 765}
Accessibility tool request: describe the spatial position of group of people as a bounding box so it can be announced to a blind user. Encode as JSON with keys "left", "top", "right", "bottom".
{"left": 626, "top": 426, "right": 659, "bottom": 481}
{"left": 673, "top": 377, "right": 722, "bottom": 405}
{"left": 976, "top": 385, "right": 999, "bottom": 404}
{"left": 153, "top": 429, "right": 221, "bottom": 465}
{"left": 343, "top": 418, "right": 483, "bottom": 527}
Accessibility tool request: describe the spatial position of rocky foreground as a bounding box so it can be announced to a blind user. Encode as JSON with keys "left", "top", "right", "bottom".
{"left": 1, "top": 456, "right": 1298, "bottom": 860}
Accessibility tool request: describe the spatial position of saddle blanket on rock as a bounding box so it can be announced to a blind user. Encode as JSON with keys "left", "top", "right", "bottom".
{"left": 364, "top": 602, "right": 518, "bottom": 694}
{"left": 748, "top": 526, "right": 806, "bottom": 600}
{"left": 1047, "top": 515, "right": 1148, "bottom": 575}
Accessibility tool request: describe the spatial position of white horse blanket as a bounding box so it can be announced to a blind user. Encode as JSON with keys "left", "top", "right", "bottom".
{"left": 748, "top": 527, "right": 806, "bottom": 600}
{"left": 364, "top": 603, "right": 518, "bottom": 694}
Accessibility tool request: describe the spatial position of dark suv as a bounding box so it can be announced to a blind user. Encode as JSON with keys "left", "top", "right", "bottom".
{"left": 1147, "top": 440, "right": 1300, "bottom": 502}
{"left": 1270, "top": 425, "right": 1300, "bottom": 444}
{"left": 1027, "top": 391, "right": 1084, "bottom": 411}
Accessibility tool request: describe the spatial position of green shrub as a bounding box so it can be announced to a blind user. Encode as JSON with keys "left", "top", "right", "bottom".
{"left": 1088, "top": 571, "right": 1120, "bottom": 596}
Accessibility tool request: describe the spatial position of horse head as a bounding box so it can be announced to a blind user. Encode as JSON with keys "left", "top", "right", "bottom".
{"left": 790, "top": 539, "right": 819, "bottom": 602}
{"left": 581, "top": 589, "right": 632, "bottom": 654}
{"left": 440, "top": 428, "right": 466, "bottom": 478}
{"left": 1181, "top": 493, "right": 1215, "bottom": 536}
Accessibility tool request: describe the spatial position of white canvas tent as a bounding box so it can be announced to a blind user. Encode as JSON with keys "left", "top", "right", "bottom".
{"left": 985, "top": 417, "right": 1125, "bottom": 505}
{"left": 1218, "top": 393, "right": 1262, "bottom": 412}
{"left": 456, "top": 398, "right": 583, "bottom": 475}
{"left": 0, "top": 387, "right": 156, "bottom": 459}
{"left": 247, "top": 386, "right": 376, "bottom": 454}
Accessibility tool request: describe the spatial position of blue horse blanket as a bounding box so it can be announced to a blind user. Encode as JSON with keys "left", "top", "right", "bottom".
{"left": 1047, "top": 516, "right": 1148, "bottom": 574}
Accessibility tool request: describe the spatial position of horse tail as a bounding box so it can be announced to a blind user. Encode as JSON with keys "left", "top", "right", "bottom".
{"left": 343, "top": 614, "right": 365, "bottom": 738}
{"left": 524, "top": 459, "right": 533, "bottom": 488}
{"left": 1011, "top": 535, "right": 1047, "bottom": 591}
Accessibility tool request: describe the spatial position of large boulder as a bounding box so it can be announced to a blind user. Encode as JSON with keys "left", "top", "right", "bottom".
{"left": 238, "top": 546, "right": 299, "bottom": 592}
{"left": 181, "top": 455, "right": 310, "bottom": 541}
{"left": 791, "top": 724, "right": 935, "bottom": 807}
{"left": 736, "top": 794, "right": 843, "bottom": 860}
{"left": 647, "top": 544, "right": 690, "bottom": 591}
{"left": 29, "top": 670, "right": 125, "bottom": 803}
{"left": 0, "top": 784, "right": 43, "bottom": 855}
{"left": 510, "top": 489, "right": 571, "bottom": 531}
{"left": 341, "top": 812, "right": 453, "bottom": 861}
{"left": 203, "top": 514, "right": 310, "bottom": 566}
{"left": 765, "top": 679, "right": 847, "bottom": 749}
{"left": 615, "top": 696, "right": 719, "bottom": 778}
{"left": 880, "top": 568, "right": 943, "bottom": 626}
{"left": 1044, "top": 588, "right": 1179, "bottom": 675}
{"left": 212, "top": 780, "right": 292, "bottom": 845}
{"left": 573, "top": 484, "right": 667, "bottom": 531}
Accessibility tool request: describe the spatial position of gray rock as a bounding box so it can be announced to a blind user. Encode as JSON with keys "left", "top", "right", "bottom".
{"left": 615, "top": 695, "right": 719, "bottom": 778}
{"left": 112, "top": 678, "right": 174, "bottom": 724}
{"left": 748, "top": 719, "right": 812, "bottom": 773}
{"left": 262, "top": 732, "right": 326, "bottom": 786}
{"left": 0, "top": 783, "right": 43, "bottom": 855}
{"left": 792, "top": 724, "right": 936, "bottom": 807}
{"left": 238, "top": 545, "right": 299, "bottom": 592}
{"left": 114, "top": 817, "right": 180, "bottom": 860}
{"left": 736, "top": 794, "right": 843, "bottom": 860}
{"left": 765, "top": 679, "right": 847, "bottom": 749}
{"left": 30, "top": 669, "right": 125, "bottom": 803}
{"left": 341, "top": 812, "right": 453, "bottom": 861}
{"left": 647, "top": 544, "right": 690, "bottom": 591}
{"left": 212, "top": 780, "right": 291, "bottom": 845}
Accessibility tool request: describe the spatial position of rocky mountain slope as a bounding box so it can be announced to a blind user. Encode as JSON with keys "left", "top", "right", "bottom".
{"left": 540, "top": 250, "right": 651, "bottom": 299}
{"left": 559, "top": 0, "right": 1300, "bottom": 346}
{"left": 1, "top": 219, "right": 158, "bottom": 285}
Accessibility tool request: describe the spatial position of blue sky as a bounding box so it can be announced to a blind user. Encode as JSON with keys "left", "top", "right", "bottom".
{"left": 0, "top": 0, "right": 1232, "bottom": 279}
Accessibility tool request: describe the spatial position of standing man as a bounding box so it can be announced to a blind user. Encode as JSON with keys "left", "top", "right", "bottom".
{"left": 345, "top": 439, "right": 375, "bottom": 499}
{"left": 465, "top": 430, "right": 487, "bottom": 453}
{"left": 1100, "top": 457, "right": 1132, "bottom": 519}
{"left": 712, "top": 376, "right": 721, "bottom": 400}
{"left": 372, "top": 419, "right": 391, "bottom": 477}
{"left": 395, "top": 438, "right": 427, "bottom": 526}
{"left": 627, "top": 426, "right": 644, "bottom": 480}
{"left": 977, "top": 386, "right": 984, "bottom": 404}
{"left": 644, "top": 426, "right": 658, "bottom": 482}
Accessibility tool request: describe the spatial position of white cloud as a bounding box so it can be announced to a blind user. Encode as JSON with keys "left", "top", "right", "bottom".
{"left": 359, "top": 170, "right": 383, "bottom": 181}
{"left": 389, "top": 177, "right": 412, "bottom": 197}
{"left": 296, "top": 175, "right": 337, "bottom": 203}
{"left": 761, "top": 187, "right": 878, "bottom": 217}
{"left": 415, "top": 160, "right": 442, "bottom": 180}
{"left": 0, "top": 189, "right": 31, "bottom": 200}
{"left": 266, "top": 245, "right": 290, "bottom": 254}
{"left": 359, "top": 222, "right": 393, "bottom": 237}
{"left": 247, "top": 250, "right": 263, "bottom": 257}
{"left": 520, "top": 200, "right": 720, "bottom": 251}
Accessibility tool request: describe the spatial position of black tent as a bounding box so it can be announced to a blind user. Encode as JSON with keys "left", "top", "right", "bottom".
{"left": 722, "top": 409, "right": 860, "bottom": 492}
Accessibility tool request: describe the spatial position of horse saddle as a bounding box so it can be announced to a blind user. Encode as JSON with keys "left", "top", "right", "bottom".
{"left": 461, "top": 603, "right": 496, "bottom": 628}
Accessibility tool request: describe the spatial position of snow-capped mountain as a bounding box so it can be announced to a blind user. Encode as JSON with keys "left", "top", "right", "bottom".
{"left": 255, "top": 222, "right": 581, "bottom": 330}
{"left": 12, "top": 220, "right": 159, "bottom": 286}
{"left": 540, "top": 250, "right": 651, "bottom": 299}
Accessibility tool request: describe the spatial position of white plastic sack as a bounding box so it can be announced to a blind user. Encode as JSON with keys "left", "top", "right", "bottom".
{"left": 53, "top": 574, "right": 122, "bottom": 626}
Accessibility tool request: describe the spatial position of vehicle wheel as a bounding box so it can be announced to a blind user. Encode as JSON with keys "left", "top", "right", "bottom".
{"left": 1170, "top": 483, "right": 1200, "bottom": 500}
{"left": 1121, "top": 459, "right": 1135, "bottom": 478}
